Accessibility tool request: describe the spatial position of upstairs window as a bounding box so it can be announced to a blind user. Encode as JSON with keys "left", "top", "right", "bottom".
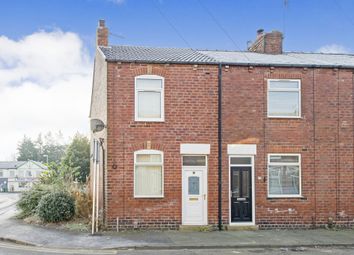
{"left": 135, "top": 75, "right": 164, "bottom": 122}
{"left": 267, "top": 79, "right": 301, "bottom": 118}
{"left": 134, "top": 150, "right": 164, "bottom": 198}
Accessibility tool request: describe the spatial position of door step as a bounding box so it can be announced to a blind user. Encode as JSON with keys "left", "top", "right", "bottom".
{"left": 179, "top": 225, "right": 215, "bottom": 232}
{"left": 225, "top": 225, "right": 258, "bottom": 231}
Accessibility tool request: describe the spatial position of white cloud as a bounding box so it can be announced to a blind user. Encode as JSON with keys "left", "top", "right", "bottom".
{"left": 316, "top": 44, "right": 351, "bottom": 54}
{"left": 0, "top": 30, "right": 92, "bottom": 160}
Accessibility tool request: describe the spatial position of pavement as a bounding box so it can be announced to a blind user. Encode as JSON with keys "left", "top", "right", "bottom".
{"left": 1, "top": 192, "right": 354, "bottom": 251}
{"left": 1, "top": 218, "right": 354, "bottom": 250}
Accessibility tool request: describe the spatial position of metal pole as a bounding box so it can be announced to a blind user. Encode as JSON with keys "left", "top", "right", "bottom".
{"left": 91, "top": 141, "right": 97, "bottom": 235}
{"left": 95, "top": 162, "right": 99, "bottom": 232}
{"left": 95, "top": 141, "right": 100, "bottom": 232}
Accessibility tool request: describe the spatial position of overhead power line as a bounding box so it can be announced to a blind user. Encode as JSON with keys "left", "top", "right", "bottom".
{"left": 152, "top": 0, "right": 192, "bottom": 48}
{"left": 197, "top": 0, "right": 242, "bottom": 50}
{"left": 109, "top": 32, "right": 125, "bottom": 39}
{"left": 197, "top": 0, "right": 250, "bottom": 61}
{"left": 333, "top": 0, "right": 354, "bottom": 27}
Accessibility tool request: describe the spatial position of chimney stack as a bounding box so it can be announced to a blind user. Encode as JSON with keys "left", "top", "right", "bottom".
{"left": 97, "top": 19, "right": 108, "bottom": 46}
{"left": 248, "top": 29, "right": 283, "bottom": 54}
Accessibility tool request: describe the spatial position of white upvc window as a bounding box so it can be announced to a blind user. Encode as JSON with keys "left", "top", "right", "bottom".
{"left": 267, "top": 79, "right": 301, "bottom": 118}
{"left": 134, "top": 150, "right": 164, "bottom": 198}
{"left": 268, "top": 154, "right": 301, "bottom": 198}
{"left": 135, "top": 75, "right": 164, "bottom": 122}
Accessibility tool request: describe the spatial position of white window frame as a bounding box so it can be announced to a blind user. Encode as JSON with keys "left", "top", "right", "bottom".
{"left": 267, "top": 79, "right": 301, "bottom": 118}
{"left": 267, "top": 153, "right": 302, "bottom": 198}
{"left": 134, "top": 149, "right": 164, "bottom": 198}
{"left": 135, "top": 75, "right": 165, "bottom": 122}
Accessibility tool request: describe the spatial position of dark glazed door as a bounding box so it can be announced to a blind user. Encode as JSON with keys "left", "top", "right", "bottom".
{"left": 231, "top": 167, "right": 252, "bottom": 222}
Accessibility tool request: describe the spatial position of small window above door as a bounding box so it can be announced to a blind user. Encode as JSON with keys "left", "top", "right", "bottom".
{"left": 230, "top": 157, "right": 252, "bottom": 165}
{"left": 182, "top": 156, "right": 206, "bottom": 166}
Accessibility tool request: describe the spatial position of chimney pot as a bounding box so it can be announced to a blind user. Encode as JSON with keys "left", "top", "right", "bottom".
{"left": 99, "top": 19, "right": 105, "bottom": 27}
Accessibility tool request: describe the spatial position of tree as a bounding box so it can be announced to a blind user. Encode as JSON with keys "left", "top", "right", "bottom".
{"left": 17, "top": 132, "right": 67, "bottom": 164}
{"left": 42, "top": 132, "right": 66, "bottom": 164}
{"left": 17, "top": 136, "right": 39, "bottom": 161}
{"left": 61, "top": 134, "right": 90, "bottom": 183}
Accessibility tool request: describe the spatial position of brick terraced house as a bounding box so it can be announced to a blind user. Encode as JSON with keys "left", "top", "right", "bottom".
{"left": 90, "top": 20, "right": 354, "bottom": 230}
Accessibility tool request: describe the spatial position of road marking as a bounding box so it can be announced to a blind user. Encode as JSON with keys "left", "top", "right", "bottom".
{"left": 0, "top": 242, "right": 117, "bottom": 254}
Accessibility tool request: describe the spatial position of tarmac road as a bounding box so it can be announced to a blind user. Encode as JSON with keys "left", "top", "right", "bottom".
{"left": 1, "top": 242, "right": 354, "bottom": 255}
{"left": 0, "top": 193, "right": 19, "bottom": 222}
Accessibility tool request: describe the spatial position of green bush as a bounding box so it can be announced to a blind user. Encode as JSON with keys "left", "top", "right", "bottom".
{"left": 17, "top": 185, "right": 51, "bottom": 217}
{"left": 37, "top": 191, "right": 75, "bottom": 222}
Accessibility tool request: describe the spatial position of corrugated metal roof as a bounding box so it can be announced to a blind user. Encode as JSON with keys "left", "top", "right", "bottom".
{"left": 99, "top": 45, "right": 354, "bottom": 68}
{"left": 0, "top": 161, "right": 26, "bottom": 169}
{"left": 100, "top": 45, "right": 217, "bottom": 64}
{"left": 199, "top": 50, "right": 354, "bottom": 68}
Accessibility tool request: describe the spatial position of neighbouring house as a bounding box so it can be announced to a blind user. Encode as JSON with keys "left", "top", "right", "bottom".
{"left": 0, "top": 160, "right": 47, "bottom": 192}
{"left": 90, "top": 20, "right": 354, "bottom": 230}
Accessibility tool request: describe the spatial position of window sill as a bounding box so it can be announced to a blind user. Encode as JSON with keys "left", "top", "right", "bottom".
{"left": 134, "top": 196, "right": 164, "bottom": 199}
{"left": 135, "top": 118, "right": 165, "bottom": 122}
{"left": 267, "top": 195, "right": 306, "bottom": 200}
{"left": 267, "top": 116, "right": 302, "bottom": 119}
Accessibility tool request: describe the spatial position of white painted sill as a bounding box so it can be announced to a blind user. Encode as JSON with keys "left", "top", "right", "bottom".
{"left": 134, "top": 195, "right": 164, "bottom": 199}
{"left": 267, "top": 116, "right": 302, "bottom": 119}
{"left": 267, "top": 195, "right": 304, "bottom": 199}
{"left": 229, "top": 222, "right": 255, "bottom": 226}
{"left": 135, "top": 118, "right": 165, "bottom": 122}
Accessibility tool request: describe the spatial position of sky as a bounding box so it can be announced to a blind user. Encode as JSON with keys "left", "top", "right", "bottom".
{"left": 0, "top": 0, "right": 353, "bottom": 160}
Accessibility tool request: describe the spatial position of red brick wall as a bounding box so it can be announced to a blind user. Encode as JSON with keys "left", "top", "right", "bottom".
{"left": 222, "top": 66, "right": 354, "bottom": 228}
{"left": 103, "top": 60, "right": 354, "bottom": 229}
{"left": 105, "top": 62, "right": 219, "bottom": 229}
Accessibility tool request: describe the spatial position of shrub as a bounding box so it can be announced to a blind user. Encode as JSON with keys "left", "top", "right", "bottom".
{"left": 17, "top": 185, "right": 51, "bottom": 217}
{"left": 69, "top": 184, "right": 92, "bottom": 219}
{"left": 37, "top": 191, "right": 75, "bottom": 222}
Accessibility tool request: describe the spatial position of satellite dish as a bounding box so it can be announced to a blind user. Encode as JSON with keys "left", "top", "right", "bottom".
{"left": 90, "top": 119, "right": 105, "bottom": 133}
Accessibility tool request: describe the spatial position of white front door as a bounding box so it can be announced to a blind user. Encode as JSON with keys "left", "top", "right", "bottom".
{"left": 182, "top": 168, "right": 207, "bottom": 225}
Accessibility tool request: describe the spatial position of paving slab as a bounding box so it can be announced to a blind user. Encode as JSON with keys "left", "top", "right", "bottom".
{"left": 1, "top": 219, "right": 354, "bottom": 250}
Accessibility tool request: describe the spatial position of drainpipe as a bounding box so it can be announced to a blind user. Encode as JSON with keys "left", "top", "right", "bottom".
{"left": 217, "top": 63, "right": 223, "bottom": 231}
